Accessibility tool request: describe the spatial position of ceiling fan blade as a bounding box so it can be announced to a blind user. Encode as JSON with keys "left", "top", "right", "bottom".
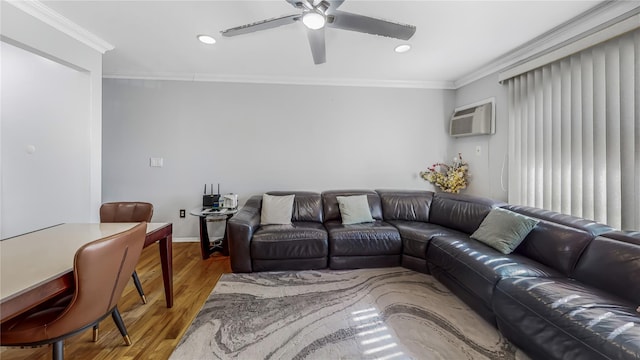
{"left": 327, "top": 0, "right": 345, "bottom": 10}
{"left": 328, "top": 10, "right": 416, "bottom": 40}
{"left": 221, "top": 14, "right": 300, "bottom": 37}
{"left": 306, "top": 28, "right": 326, "bottom": 64}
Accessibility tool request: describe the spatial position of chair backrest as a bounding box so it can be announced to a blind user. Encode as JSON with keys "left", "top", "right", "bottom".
{"left": 45, "top": 222, "right": 147, "bottom": 337}
{"left": 100, "top": 202, "right": 153, "bottom": 223}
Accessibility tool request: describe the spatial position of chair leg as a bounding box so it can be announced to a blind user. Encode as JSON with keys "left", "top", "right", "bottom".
{"left": 111, "top": 306, "right": 132, "bottom": 346}
{"left": 93, "top": 324, "right": 99, "bottom": 342}
{"left": 52, "top": 341, "right": 64, "bottom": 360}
{"left": 131, "top": 271, "right": 147, "bottom": 304}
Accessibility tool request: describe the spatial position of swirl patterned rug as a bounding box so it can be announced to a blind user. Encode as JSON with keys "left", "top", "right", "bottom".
{"left": 170, "top": 267, "right": 530, "bottom": 360}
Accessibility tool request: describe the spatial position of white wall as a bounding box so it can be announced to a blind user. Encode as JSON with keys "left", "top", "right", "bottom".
{"left": 1, "top": 42, "right": 91, "bottom": 238}
{"left": 102, "top": 79, "right": 455, "bottom": 237}
{"left": 451, "top": 73, "right": 509, "bottom": 201}
{"left": 0, "top": 3, "right": 103, "bottom": 238}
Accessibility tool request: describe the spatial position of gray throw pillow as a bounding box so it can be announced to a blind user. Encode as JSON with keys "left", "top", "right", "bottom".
{"left": 471, "top": 207, "right": 539, "bottom": 254}
{"left": 337, "top": 195, "right": 374, "bottom": 225}
{"left": 260, "top": 194, "right": 295, "bottom": 225}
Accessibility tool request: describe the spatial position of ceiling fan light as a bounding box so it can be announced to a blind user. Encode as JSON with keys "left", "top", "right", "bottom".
{"left": 303, "top": 11, "right": 326, "bottom": 30}
{"left": 197, "top": 34, "right": 216, "bottom": 45}
{"left": 394, "top": 44, "right": 411, "bottom": 53}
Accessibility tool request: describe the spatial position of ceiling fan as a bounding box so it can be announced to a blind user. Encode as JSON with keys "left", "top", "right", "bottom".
{"left": 220, "top": 0, "right": 416, "bottom": 65}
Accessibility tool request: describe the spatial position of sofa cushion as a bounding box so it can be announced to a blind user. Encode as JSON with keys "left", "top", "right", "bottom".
{"left": 387, "top": 221, "right": 466, "bottom": 259}
{"left": 505, "top": 205, "right": 614, "bottom": 276}
{"left": 573, "top": 231, "right": 640, "bottom": 305}
{"left": 330, "top": 255, "right": 401, "bottom": 269}
{"left": 251, "top": 222, "right": 328, "bottom": 259}
{"left": 504, "top": 205, "right": 614, "bottom": 236}
{"left": 252, "top": 258, "right": 327, "bottom": 271}
{"left": 471, "top": 208, "right": 539, "bottom": 254}
{"left": 322, "top": 190, "right": 382, "bottom": 222}
{"left": 267, "top": 191, "right": 324, "bottom": 223}
{"left": 325, "top": 220, "right": 401, "bottom": 256}
{"left": 377, "top": 190, "right": 433, "bottom": 222}
{"left": 260, "top": 194, "right": 294, "bottom": 225}
{"left": 429, "top": 193, "right": 499, "bottom": 234}
{"left": 493, "top": 276, "right": 640, "bottom": 360}
{"left": 336, "top": 195, "right": 374, "bottom": 225}
{"left": 427, "top": 235, "right": 562, "bottom": 311}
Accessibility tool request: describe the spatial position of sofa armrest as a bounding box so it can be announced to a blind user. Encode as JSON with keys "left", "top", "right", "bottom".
{"left": 227, "top": 195, "right": 262, "bottom": 272}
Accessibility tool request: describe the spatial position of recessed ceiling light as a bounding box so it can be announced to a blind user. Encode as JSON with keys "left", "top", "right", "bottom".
{"left": 394, "top": 44, "right": 411, "bottom": 53}
{"left": 197, "top": 34, "right": 216, "bottom": 45}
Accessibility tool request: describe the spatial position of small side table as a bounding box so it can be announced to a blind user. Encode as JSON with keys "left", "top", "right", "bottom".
{"left": 189, "top": 208, "right": 238, "bottom": 260}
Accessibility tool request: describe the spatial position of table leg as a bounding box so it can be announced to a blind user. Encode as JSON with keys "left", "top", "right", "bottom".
{"left": 198, "top": 213, "right": 233, "bottom": 258}
{"left": 199, "top": 215, "right": 212, "bottom": 260}
{"left": 158, "top": 234, "right": 173, "bottom": 308}
{"left": 221, "top": 214, "right": 231, "bottom": 256}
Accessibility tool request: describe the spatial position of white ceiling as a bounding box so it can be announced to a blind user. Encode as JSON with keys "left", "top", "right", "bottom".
{"left": 39, "top": 0, "right": 606, "bottom": 88}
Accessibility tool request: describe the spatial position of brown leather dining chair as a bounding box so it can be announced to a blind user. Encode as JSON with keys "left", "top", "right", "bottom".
{"left": 100, "top": 201, "right": 153, "bottom": 304}
{"left": 0, "top": 222, "right": 147, "bottom": 360}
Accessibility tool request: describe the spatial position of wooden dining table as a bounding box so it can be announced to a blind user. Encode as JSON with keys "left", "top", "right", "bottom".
{"left": 0, "top": 222, "right": 173, "bottom": 324}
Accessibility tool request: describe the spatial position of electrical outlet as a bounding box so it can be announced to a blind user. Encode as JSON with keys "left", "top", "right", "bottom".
{"left": 179, "top": 209, "right": 186, "bottom": 218}
{"left": 150, "top": 157, "right": 164, "bottom": 167}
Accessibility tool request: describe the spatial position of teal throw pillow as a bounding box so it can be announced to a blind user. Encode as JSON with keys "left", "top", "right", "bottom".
{"left": 337, "top": 195, "right": 374, "bottom": 225}
{"left": 470, "top": 207, "right": 539, "bottom": 254}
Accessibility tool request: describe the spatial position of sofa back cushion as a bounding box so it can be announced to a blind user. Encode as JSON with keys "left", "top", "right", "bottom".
{"left": 266, "top": 191, "right": 323, "bottom": 223}
{"left": 429, "top": 193, "right": 498, "bottom": 234}
{"left": 573, "top": 231, "right": 640, "bottom": 305}
{"left": 377, "top": 190, "right": 433, "bottom": 222}
{"left": 505, "top": 205, "right": 614, "bottom": 276}
{"left": 322, "top": 190, "right": 382, "bottom": 222}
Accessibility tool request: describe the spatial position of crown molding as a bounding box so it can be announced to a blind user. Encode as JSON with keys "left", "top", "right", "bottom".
{"left": 18, "top": 0, "right": 631, "bottom": 91}
{"left": 454, "top": 1, "right": 640, "bottom": 89}
{"left": 7, "top": 0, "right": 114, "bottom": 54}
{"left": 103, "top": 72, "right": 457, "bottom": 90}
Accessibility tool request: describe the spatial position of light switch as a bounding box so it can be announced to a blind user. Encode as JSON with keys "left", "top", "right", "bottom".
{"left": 475, "top": 146, "right": 482, "bottom": 156}
{"left": 150, "top": 157, "right": 164, "bottom": 167}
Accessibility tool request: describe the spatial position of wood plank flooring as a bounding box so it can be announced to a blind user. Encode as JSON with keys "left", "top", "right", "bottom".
{"left": 0, "top": 242, "right": 231, "bottom": 360}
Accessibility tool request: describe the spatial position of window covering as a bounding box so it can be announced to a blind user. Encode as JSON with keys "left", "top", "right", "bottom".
{"left": 507, "top": 29, "right": 639, "bottom": 231}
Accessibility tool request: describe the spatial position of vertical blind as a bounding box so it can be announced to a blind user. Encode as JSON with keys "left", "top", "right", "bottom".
{"left": 507, "top": 29, "right": 639, "bottom": 231}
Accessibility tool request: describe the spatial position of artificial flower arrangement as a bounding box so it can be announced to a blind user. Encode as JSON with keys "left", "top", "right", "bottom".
{"left": 420, "top": 153, "right": 469, "bottom": 193}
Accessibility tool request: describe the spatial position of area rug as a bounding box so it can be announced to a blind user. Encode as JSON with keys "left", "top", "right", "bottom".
{"left": 170, "top": 267, "right": 529, "bottom": 360}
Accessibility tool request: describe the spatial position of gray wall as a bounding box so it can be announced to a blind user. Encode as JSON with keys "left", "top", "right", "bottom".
{"left": 102, "top": 79, "right": 455, "bottom": 238}
{"left": 451, "top": 73, "right": 509, "bottom": 201}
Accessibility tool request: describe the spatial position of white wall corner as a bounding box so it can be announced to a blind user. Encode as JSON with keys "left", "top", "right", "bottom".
{"left": 454, "top": 1, "right": 640, "bottom": 88}
{"left": 7, "top": 0, "right": 114, "bottom": 54}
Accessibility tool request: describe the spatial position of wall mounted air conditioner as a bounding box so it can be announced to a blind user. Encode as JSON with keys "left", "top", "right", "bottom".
{"left": 449, "top": 98, "right": 495, "bottom": 137}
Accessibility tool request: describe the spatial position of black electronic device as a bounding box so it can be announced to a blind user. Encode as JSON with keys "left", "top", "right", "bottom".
{"left": 202, "top": 183, "right": 221, "bottom": 208}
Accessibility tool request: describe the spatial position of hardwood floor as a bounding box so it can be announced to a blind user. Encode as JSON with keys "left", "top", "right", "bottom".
{"left": 0, "top": 242, "right": 231, "bottom": 360}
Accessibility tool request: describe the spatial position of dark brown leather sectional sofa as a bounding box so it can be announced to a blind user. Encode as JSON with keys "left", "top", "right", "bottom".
{"left": 227, "top": 189, "right": 640, "bottom": 360}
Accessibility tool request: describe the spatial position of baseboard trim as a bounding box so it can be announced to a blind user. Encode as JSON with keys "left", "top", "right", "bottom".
{"left": 173, "top": 237, "right": 199, "bottom": 243}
